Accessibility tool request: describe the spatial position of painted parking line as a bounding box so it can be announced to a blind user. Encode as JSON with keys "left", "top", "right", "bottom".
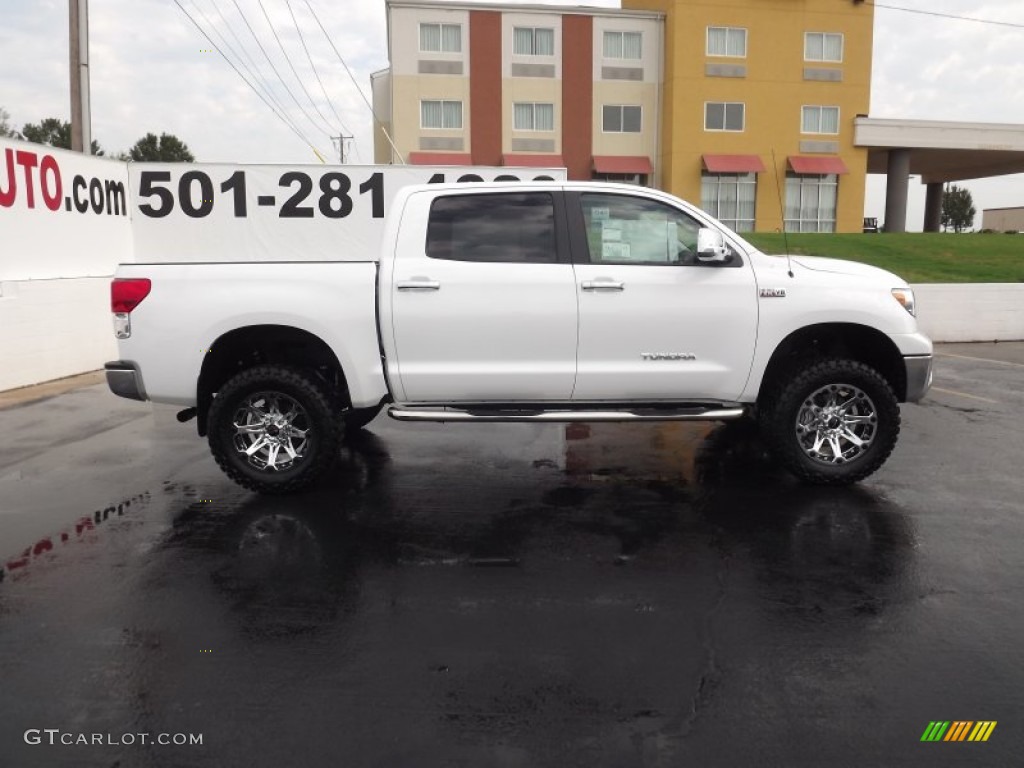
{"left": 937, "top": 352, "right": 1024, "bottom": 369}
{"left": 929, "top": 387, "right": 1000, "bottom": 404}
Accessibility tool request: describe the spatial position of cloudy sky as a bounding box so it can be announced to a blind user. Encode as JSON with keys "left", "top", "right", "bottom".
{"left": 2, "top": 0, "right": 1023, "bottom": 228}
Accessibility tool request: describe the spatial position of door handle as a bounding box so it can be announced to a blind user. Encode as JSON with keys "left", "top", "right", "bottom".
{"left": 581, "top": 280, "right": 624, "bottom": 291}
{"left": 396, "top": 280, "right": 441, "bottom": 291}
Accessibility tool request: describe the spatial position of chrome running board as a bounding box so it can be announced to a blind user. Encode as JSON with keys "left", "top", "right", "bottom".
{"left": 388, "top": 406, "right": 746, "bottom": 423}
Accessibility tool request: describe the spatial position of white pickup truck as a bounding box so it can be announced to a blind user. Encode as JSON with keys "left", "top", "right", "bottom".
{"left": 106, "top": 181, "right": 933, "bottom": 492}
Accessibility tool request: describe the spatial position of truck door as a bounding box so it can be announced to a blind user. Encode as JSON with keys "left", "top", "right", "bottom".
{"left": 569, "top": 191, "right": 758, "bottom": 402}
{"left": 386, "top": 190, "right": 578, "bottom": 403}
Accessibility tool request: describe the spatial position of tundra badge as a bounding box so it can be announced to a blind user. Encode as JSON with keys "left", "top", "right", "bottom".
{"left": 641, "top": 352, "right": 697, "bottom": 361}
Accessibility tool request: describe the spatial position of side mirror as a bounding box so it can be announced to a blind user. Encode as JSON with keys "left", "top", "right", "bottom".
{"left": 696, "top": 228, "right": 730, "bottom": 263}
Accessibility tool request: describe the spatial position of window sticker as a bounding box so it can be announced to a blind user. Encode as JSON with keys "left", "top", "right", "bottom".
{"left": 601, "top": 224, "right": 622, "bottom": 242}
{"left": 602, "top": 241, "right": 631, "bottom": 260}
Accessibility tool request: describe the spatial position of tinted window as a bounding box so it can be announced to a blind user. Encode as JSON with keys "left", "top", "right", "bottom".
{"left": 580, "top": 193, "right": 705, "bottom": 266}
{"left": 426, "top": 193, "right": 557, "bottom": 263}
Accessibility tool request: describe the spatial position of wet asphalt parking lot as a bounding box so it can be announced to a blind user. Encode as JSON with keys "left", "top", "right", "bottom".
{"left": 1, "top": 343, "right": 1023, "bottom": 768}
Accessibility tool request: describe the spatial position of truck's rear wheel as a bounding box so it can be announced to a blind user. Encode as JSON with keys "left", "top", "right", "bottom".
{"left": 763, "top": 359, "right": 900, "bottom": 485}
{"left": 208, "top": 365, "right": 342, "bottom": 494}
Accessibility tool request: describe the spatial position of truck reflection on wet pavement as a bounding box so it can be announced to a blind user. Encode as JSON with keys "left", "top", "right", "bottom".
{"left": 2, "top": 371, "right": 1023, "bottom": 766}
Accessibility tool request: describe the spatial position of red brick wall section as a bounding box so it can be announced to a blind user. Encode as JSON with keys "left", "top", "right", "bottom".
{"left": 561, "top": 15, "right": 593, "bottom": 180}
{"left": 470, "top": 11, "right": 502, "bottom": 167}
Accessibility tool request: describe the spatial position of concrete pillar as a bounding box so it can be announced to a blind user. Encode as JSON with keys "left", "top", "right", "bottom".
{"left": 884, "top": 149, "right": 911, "bottom": 233}
{"left": 924, "top": 182, "right": 943, "bottom": 232}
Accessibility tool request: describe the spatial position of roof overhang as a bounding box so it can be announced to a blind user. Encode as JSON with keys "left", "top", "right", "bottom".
{"left": 788, "top": 155, "right": 849, "bottom": 175}
{"left": 702, "top": 154, "right": 766, "bottom": 173}
{"left": 592, "top": 155, "right": 654, "bottom": 175}
{"left": 854, "top": 117, "right": 1024, "bottom": 183}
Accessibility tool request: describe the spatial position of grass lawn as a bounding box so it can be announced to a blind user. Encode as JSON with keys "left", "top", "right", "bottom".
{"left": 743, "top": 233, "right": 1024, "bottom": 283}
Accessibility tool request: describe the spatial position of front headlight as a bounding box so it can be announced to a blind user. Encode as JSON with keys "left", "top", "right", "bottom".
{"left": 891, "top": 287, "right": 916, "bottom": 316}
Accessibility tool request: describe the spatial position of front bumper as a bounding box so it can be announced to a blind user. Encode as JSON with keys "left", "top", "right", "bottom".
{"left": 104, "top": 361, "right": 147, "bottom": 401}
{"left": 904, "top": 355, "right": 933, "bottom": 402}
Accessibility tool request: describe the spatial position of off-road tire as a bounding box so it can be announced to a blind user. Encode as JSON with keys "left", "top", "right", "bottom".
{"left": 208, "top": 365, "right": 342, "bottom": 494}
{"left": 762, "top": 359, "right": 900, "bottom": 485}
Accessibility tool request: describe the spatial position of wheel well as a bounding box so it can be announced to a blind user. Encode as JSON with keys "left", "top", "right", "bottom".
{"left": 196, "top": 325, "right": 347, "bottom": 436}
{"left": 758, "top": 324, "right": 907, "bottom": 405}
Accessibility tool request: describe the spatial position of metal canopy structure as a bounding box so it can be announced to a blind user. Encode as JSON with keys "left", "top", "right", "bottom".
{"left": 854, "top": 118, "right": 1024, "bottom": 232}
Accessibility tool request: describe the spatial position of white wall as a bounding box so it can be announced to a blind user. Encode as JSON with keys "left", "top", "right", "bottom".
{"left": 1, "top": 137, "right": 131, "bottom": 391}
{"left": 913, "top": 284, "right": 1024, "bottom": 343}
{"left": 0, "top": 278, "right": 116, "bottom": 391}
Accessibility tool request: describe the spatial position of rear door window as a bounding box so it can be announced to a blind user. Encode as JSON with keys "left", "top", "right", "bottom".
{"left": 426, "top": 193, "right": 557, "bottom": 263}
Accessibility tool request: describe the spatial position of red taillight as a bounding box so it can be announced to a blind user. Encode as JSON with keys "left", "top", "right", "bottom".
{"left": 111, "top": 278, "right": 151, "bottom": 313}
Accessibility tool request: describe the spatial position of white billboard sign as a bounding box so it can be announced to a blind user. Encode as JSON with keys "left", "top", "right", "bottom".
{"left": 0, "top": 137, "right": 133, "bottom": 281}
{"left": 128, "top": 163, "right": 566, "bottom": 263}
{"left": 1, "top": 134, "right": 567, "bottom": 278}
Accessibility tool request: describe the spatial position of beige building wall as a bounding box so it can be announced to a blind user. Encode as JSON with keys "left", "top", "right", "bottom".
{"left": 386, "top": 4, "right": 471, "bottom": 161}
{"left": 982, "top": 207, "right": 1024, "bottom": 232}
{"left": 590, "top": 15, "right": 662, "bottom": 184}
{"left": 380, "top": 1, "right": 662, "bottom": 180}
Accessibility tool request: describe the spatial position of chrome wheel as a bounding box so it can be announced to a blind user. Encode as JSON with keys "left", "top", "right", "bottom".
{"left": 794, "top": 383, "right": 877, "bottom": 465}
{"left": 231, "top": 392, "right": 311, "bottom": 472}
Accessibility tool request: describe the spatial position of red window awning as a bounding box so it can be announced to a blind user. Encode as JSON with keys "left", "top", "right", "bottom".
{"left": 702, "top": 154, "right": 766, "bottom": 173}
{"left": 408, "top": 152, "right": 474, "bottom": 166}
{"left": 502, "top": 154, "right": 566, "bottom": 168}
{"left": 592, "top": 155, "right": 654, "bottom": 175}
{"left": 787, "top": 155, "right": 849, "bottom": 175}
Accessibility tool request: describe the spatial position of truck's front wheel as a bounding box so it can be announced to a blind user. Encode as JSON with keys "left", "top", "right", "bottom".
{"left": 763, "top": 359, "right": 900, "bottom": 485}
{"left": 208, "top": 365, "right": 342, "bottom": 494}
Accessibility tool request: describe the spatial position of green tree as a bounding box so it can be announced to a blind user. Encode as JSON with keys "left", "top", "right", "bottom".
{"left": 0, "top": 107, "right": 19, "bottom": 138}
{"left": 941, "top": 184, "right": 976, "bottom": 233}
{"left": 127, "top": 132, "right": 195, "bottom": 162}
{"left": 20, "top": 117, "right": 103, "bottom": 155}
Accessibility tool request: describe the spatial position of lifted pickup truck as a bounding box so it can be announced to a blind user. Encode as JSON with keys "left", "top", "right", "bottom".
{"left": 106, "top": 181, "right": 933, "bottom": 492}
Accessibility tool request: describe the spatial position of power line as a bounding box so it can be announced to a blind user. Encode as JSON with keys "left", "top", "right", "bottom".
{"left": 286, "top": 0, "right": 352, "bottom": 137}
{"left": 173, "top": 0, "right": 325, "bottom": 159}
{"left": 210, "top": 0, "right": 281, "bottom": 101}
{"left": 302, "top": 0, "right": 405, "bottom": 163}
{"left": 193, "top": 0, "right": 305, "bottom": 143}
{"left": 230, "top": 0, "right": 332, "bottom": 140}
{"left": 868, "top": 2, "right": 1024, "bottom": 29}
{"left": 257, "top": 0, "right": 340, "bottom": 137}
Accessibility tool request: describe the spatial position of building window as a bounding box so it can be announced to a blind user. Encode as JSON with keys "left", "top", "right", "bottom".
{"left": 420, "top": 23, "right": 462, "bottom": 53}
{"left": 603, "top": 30, "right": 642, "bottom": 59}
{"left": 513, "top": 27, "right": 554, "bottom": 56}
{"left": 802, "top": 106, "right": 840, "bottom": 134}
{"left": 426, "top": 193, "right": 556, "bottom": 263}
{"left": 707, "top": 27, "right": 747, "bottom": 57}
{"left": 805, "top": 32, "right": 843, "bottom": 62}
{"left": 421, "top": 100, "right": 463, "bottom": 129}
{"left": 701, "top": 173, "right": 757, "bottom": 232}
{"left": 514, "top": 102, "right": 554, "bottom": 131}
{"left": 602, "top": 105, "right": 642, "bottom": 133}
{"left": 785, "top": 173, "right": 838, "bottom": 232}
{"left": 704, "top": 102, "right": 744, "bottom": 132}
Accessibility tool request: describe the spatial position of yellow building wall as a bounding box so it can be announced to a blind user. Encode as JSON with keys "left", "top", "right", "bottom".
{"left": 622, "top": 0, "right": 873, "bottom": 232}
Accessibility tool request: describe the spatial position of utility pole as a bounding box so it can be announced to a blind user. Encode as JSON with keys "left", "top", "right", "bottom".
{"left": 69, "top": 0, "right": 92, "bottom": 154}
{"left": 331, "top": 134, "right": 352, "bottom": 164}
